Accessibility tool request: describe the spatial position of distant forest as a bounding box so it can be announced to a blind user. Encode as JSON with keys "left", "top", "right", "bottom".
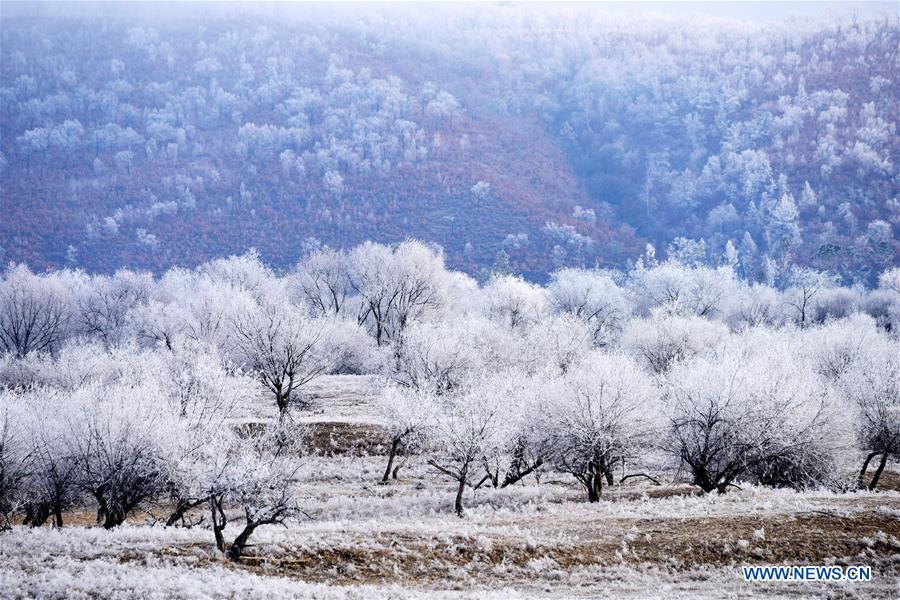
{"left": 1, "top": 3, "right": 897, "bottom": 284}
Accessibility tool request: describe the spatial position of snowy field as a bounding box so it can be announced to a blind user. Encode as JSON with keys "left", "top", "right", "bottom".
{"left": 2, "top": 375, "right": 898, "bottom": 599}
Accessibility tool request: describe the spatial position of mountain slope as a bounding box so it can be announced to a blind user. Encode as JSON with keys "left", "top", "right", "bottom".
{"left": 1, "top": 5, "right": 896, "bottom": 283}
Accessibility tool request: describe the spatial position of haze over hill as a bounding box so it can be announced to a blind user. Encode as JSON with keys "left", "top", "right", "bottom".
{"left": 1, "top": 2, "right": 897, "bottom": 283}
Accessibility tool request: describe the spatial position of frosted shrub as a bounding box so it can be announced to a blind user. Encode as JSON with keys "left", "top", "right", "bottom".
{"left": 426, "top": 374, "right": 518, "bottom": 516}
{"left": 663, "top": 347, "right": 846, "bottom": 493}
{"left": 547, "top": 268, "right": 631, "bottom": 346}
{"left": 374, "top": 384, "right": 436, "bottom": 483}
{"left": 540, "top": 352, "right": 658, "bottom": 501}
{"left": 619, "top": 310, "right": 727, "bottom": 374}
{"left": 837, "top": 348, "right": 900, "bottom": 490}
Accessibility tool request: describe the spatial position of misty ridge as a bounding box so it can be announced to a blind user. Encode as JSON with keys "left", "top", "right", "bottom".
{"left": 1, "top": 1, "right": 897, "bottom": 285}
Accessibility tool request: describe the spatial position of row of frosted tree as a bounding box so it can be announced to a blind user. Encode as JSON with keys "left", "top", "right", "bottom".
{"left": 0, "top": 240, "right": 898, "bottom": 559}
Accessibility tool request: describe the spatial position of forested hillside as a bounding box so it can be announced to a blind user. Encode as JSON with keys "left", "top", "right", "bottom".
{"left": 1, "top": 3, "right": 897, "bottom": 283}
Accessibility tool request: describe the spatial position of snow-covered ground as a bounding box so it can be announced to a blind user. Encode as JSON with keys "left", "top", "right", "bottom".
{"left": 2, "top": 375, "right": 898, "bottom": 599}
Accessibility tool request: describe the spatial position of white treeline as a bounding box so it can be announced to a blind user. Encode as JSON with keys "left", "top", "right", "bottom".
{"left": 0, "top": 240, "right": 898, "bottom": 555}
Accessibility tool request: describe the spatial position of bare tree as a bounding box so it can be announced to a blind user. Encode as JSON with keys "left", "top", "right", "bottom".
{"left": 0, "top": 265, "right": 71, "bottom": 357}
{"left": 839, "top": 350, "right": 900, "bottom": 490}
{"left": 664, "top": 348, "right": 840, "bottom": 493}
{"left": 541, "top": 353, "right": 657, "bottom": 501}
{"left": 349, "top": 241, "right": 447, "bottom": 346}
{"left": 231, "top": 303, "right": 333, "bottom": 415}
{"left": 292, "top": 247, "right": 353, "bottom": 317}
{"left": 426, "top": 376, "right": 515, "bottom": 516}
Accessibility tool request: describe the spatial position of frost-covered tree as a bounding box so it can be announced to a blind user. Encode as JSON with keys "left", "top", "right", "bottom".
{"left": 629, "top": 262, "right": 735, "bottom": 319}
{"left": 0, "top": 265, "right": 71, "bottom": 357}
{"left": 392, "top": 319, "right": 480, "bottom": 394}
{"left": 521, "top": 313, "right": 593, "bottom": 374}
{"left": 481, "top": 274, "right": 547, "bottom": 330}
{"left": 292, "top": 247, "right": 353, "bottom": 317}
{"left": 620, "top": 311, "right": 728, "bottom": 374}
{"left": 348, "top": 241, "right": 447, "bottom": 346}
{"left": 19, "top": 398, "right": 82, "bottom": 528}
{"left": 783, "top": 267, "right": 839, "bottom": 328}
{"left": 64, "top": 382, "right": 171, "bottom": 528}
{"left": 375, "top": 385, "right": 436, "bottom": 483}
{"left": 838, "top": 348, "right": 900, "bottom": 490}
{"left": 541, "top": 353, "right": 657, "bottom": 501}
{"left": 664, "top": 347, "right": 843, "bottom": 493}
{"left": 198, "top": 251, "right": 281, "bottom": 302}
{"left": 209, "top": 427, "right": 305, "bottom": 561}
{"left": 76, "top": 270, "right": 153, "bottom": 347}
{"left": 230, "top": 303, "right": 333, "bottom": 415}
{"left": 0, "top": 403, "right": 29, "bottom": 530}
{"left": 426, "top": 375, "right": 517, "bottom": 516}
{"left": 547, "top": 268, "right": 631, "bottom": 346}
{"left": 149, "top": 344, "right": 257, "bottom": 525}
{"left": 725, "top": 282, "right": 783, "bottom": 329}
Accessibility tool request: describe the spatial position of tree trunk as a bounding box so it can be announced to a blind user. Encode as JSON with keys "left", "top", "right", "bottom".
{"left": 166, "top": 498, "right": 204, "bottom": 527}
{"left": 692, "top": 467, "right": 718, "bottom": 494}
{"left": 210, "top": 497, "right": 226, "bottom": 553}
{"left": 593, "top": 472, "right": 604, "bottom": 499}
{"left": 868, "top": 453, "right": 888, "bottom": 491}
{"left": 381, "top": 437, "right": 400, "bottom": 484}
{"left": 103, "top": 509, "right": 126, "bottom": 529}
{"left": 454, "top": 465, "right": 468, "bottom": 517}
{"left": 601, "top": 456, "right": 614, "bottom": 486}
{"left": 53, "top": 505, "right": 63, "bottom": 528}
{"left": 858, "top": 451, "right": 879, "bottom": 489}
{"left": 24, "top": 503, "right": 51, "bottom": 527}
{"left": 227, "top": 523, "right": 258, "bottom": 561}
{"left": 275, "top": 391, "right": 289, "bottom": 414}
{"left": 585, "top": 475, "right": 599, "bottom": 503}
